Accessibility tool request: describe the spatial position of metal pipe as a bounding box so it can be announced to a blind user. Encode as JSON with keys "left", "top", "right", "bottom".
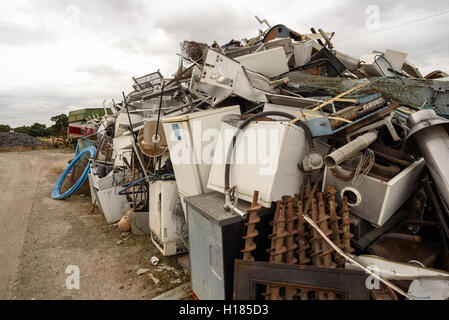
{"left": 404, "top": 109, "right": 449, "bottom": 208}
{"left": 415, "top": 125, "right": 449, "bottom": 207}
{"left": 224, "top": 193, "right": 247, "bottom": 219}
{"left": 379, "top": 233, "right": 422, "bottom": 243}
{"left": 324, "top": 131, "right": 378, "bottom": 168}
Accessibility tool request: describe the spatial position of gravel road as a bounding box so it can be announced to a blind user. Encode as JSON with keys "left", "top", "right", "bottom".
{"left": 0, "top": 149, "right": 188, "bottom": 300}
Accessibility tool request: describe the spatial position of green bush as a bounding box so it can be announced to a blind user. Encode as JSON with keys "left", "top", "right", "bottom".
{"left": 0, "top": 124, "right": 11, "bottom": 132}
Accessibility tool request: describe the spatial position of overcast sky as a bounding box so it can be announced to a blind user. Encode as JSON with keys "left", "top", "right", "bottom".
{"left": 1, "top": 0, "right": 448, "bottom": 127}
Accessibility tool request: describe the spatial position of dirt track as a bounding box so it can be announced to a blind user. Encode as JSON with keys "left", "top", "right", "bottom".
{"left": 0, "top": 149, "right": 188, "bottom": 300}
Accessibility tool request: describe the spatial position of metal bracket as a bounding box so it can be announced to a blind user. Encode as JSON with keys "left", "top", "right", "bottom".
{"left": 346, "top": 112, "right": 400, "bottom": 142}
{"left": 229, "top": 185, "right": 239, "bottom": 207}
{"left": 233, "top": 259, "right": 370, "bottom": 300}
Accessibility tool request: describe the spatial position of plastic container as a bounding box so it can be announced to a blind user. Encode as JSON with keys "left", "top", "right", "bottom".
{"left": 292, "top": 40, "right": 313, "bottom": 67}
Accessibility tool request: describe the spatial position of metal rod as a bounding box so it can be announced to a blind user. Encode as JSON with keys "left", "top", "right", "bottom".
{"left": 155, "top": 81, "right": 166, "bottom": 142}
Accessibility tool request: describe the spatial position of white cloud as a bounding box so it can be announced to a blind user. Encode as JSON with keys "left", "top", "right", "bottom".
{"left": 0, "top": 0, "right": 448, "bottom": 127}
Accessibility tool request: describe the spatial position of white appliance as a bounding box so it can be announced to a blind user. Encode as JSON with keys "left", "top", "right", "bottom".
{"left": 95, "top": 186, "right": 130, "bottom": 224}
{"left": 207, "top": 120, "right": 309, "bottom": 208}
{"left": 360, "top": 49, "right": 408, "bottom": 77}
{"left": 149, "top": 180, "right": 187, "bottom": 256}
{"left": 292, "top": 40, "right": 313, "bottom": 67}
{"left": 234, "top": 47, "right": 289, "bottom": 78}
{"left": 88, "top": 168, "right": 128, "bottom": 223}
{"left": 112, "top": 134, "right": 134, "bottom": 167}
{"left": 114, "top": 112, "right": 143, "bottom": 137}
{"left": 162, "top": 105, "right": 241, "bottom": 216}
{"left": 323, "top": 158, "right": 426, "bottom": 227}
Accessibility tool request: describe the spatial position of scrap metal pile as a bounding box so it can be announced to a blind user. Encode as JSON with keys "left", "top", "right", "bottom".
{"left": 52, "top": 18, "right": 449, "bottom": 300}
{"left": 0, "top": 132, "right": 49, "bottom": 150}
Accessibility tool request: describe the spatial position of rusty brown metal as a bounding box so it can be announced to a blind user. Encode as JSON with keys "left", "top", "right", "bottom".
{"left": 310, "top": 27, "right": 325, "bottom": 47}
{"left": 265, "top": 200, "right": 289, "bottom": 300}
{"left": 316, "top": 192, "right": 336, "bottom": 300}
{"left": 264, "top": 201, "right": 281, "bottom": 300}
{"left": 335, "top": 102, "right": 401, "bottom": 137}
{"left": 267, "top": 201, "right": 282, "bottom": 262}
{"left": 296, "top": 200, "right": 311, "bottom": 266}
{"left": 425, "top": 70, "right": 446, "bottom": 80}
{"left": 241, "top": 191, "right": 262, "bottom": 261}
{"left": 233, "top": 260, "right": 370, "bottom": 300}
{"left": 331, "top": 166, "right": 356, "bottom": 182}
{"left": 261, "top": 186, "right": 360, "bottom": 300}
{"left": 308, "top": 198, "right": 323, "bottom": 267}
{"left": 263, "top": 24, "right": 302, "bottom": 43}
{"left": 270, "top": 202, "right": 288, "bottom": 300}
{"left": 326, "top": 186, "right": 345, "bottom": 267}
{"left": 339, "top": 197, "right": 355, "bottom": 254}
{"left": 284, "top": 196, "right": 298, "bottom": 300}
{"left": 316, "top": 192, "right": 336, "bottom": 268}
{"left": 304, "top": 175, "right": 312, "bottom": 199}
{"left": 285, "top": 197, "right": 298, "bottom": 265}
{"left": 368, "top": 163, "right": 401, "bottom": 181}
{"left": 297, "top": 289, "right": 310, "bottom": 300}
{"left": 368, "top": 142, "right": 415, "bottom": 166}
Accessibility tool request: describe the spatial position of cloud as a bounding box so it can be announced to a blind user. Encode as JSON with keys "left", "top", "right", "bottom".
{"left": 1, "top": 0, "right": 449, "bottom": 127}
{"left": 75, "top": 64, "right": 128, "bottom": 79}
{"left": 0, "top": 21, "right": 57, "bottom": 46}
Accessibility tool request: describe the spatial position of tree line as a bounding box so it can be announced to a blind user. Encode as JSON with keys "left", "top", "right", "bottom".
{"left": 0, "top": 114, "right": 69, "bottom": 138}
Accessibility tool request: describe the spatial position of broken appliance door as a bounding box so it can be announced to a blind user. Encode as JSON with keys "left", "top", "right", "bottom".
{"left": 234, "top": 46, "right": 289, "bottom": 77}
{"left": 149, "top": 180, "right": 186, "bottom": 256}
{"left": 194, "top": 49, "right": 269, "bottom": 106}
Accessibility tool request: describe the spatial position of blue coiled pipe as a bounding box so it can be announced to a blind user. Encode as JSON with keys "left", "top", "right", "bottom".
{"left": 51, "top": 146, "right": 97, "bottom": 200}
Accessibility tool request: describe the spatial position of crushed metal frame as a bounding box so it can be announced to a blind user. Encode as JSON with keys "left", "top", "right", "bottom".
{"left": 233, "top": 259, "right": 370, "bottom": 300}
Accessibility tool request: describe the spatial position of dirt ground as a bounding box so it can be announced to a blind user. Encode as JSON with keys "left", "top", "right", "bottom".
{"left": 0, "top": 149, "right": 189, "bottom": 300}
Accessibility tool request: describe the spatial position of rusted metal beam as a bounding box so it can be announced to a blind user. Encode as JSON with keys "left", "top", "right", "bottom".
{"left": 233, "top": 260, "right": 370, "bottom": 300}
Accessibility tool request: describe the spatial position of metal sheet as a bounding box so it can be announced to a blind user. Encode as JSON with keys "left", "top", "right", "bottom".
{"left": 324, "top": 158, "right": 425, "bottom": 226}
{"left": 233, "top": 259, "right": 370, "bottom": 300}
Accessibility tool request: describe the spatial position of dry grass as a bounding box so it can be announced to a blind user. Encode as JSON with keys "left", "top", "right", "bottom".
{"left": 0, "top": 145, "right": 49, "bottom": 153}
{"left": 37, "top": 137, "right": 54, "bottom": 144}
{"left": 50, "top": 165, "right": 66, "bottom": 176}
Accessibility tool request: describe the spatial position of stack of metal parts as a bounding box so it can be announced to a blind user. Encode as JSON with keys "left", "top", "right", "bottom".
{"left": 241, "top": 180, "right": 355, "bottom": 300}
{"left": 63, "top": 16, "right": 449, "bottom": 300}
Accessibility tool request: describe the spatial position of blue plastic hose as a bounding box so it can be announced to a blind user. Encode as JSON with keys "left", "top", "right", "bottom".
{"left": 51, "top": 146, "right": 97, "bottom": 200}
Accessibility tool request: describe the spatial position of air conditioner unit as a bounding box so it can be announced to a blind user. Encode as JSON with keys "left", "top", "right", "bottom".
{"left": 149, "top": 180, "right": 187, "bottom": 256}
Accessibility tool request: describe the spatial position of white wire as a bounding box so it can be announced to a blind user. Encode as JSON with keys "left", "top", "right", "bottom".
{"left": 352, "top": 149, "right": 375, "bottom": 186}
{"left": 302, "top": 213, "right": 415, "bottom": 300}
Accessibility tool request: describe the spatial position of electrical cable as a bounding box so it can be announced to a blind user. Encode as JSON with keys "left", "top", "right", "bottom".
{"left": 224, "top": 111, "right": 315, "bottom": 192}
{"left": 302, "top": 214, "right": 415, "bottom": 300}
{"left": 51, "top": 146, "right": 97, "bottom": 200}
{"left": 118, "top": 173, "right": 175, "bottom": 195}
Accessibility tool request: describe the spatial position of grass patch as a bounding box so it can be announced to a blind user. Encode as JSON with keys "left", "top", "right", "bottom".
{"left": 0, "top": 145, "right": 50, "bottom": 153}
